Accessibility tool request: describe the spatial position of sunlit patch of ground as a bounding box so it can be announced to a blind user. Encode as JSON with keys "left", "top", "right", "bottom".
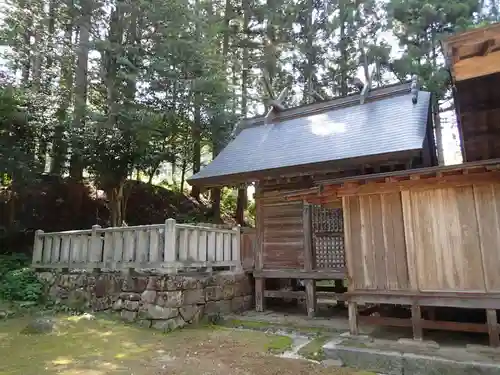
{"left": 0, "top": 314, "right": 368, "bottom": 375}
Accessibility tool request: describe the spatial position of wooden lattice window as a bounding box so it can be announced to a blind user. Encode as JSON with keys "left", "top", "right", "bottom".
{"left": 312, "top": 205, "right": 345, "bottom": 270}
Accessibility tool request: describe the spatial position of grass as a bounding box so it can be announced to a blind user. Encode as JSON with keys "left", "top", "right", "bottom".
{"left": 297, "top": 335, "right": 331, "bottom": 361}
{"left": 0, "top": 313, "right": 369, "bottom": 375}
{"left": 265, "top": 335, "right": 294, "bottom": 354}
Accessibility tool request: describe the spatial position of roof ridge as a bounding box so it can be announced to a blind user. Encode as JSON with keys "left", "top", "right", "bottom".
{"left": 233, "top": 81, "right": 417, "bottom": 136}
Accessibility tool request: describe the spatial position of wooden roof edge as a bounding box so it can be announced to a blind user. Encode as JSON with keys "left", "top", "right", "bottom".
{"left": 234, "top": 81, "right": 415, "bottom": 134}
{"left": 282, "top": 187, "right": 320, "bottom": 200}
{"left": 315, "top": 159, "right": 500, "bottom": 187}
{"left": 443, "top": 23, "right": 500, "bottom": 48}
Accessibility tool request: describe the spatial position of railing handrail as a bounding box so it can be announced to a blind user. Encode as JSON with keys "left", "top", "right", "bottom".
{"left": 32, "top": 219, "right": 243, "bottom": 273}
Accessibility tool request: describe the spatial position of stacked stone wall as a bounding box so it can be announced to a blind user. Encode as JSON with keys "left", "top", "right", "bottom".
{"left": 38, "top": 271, "right": 253, "bottom": 331}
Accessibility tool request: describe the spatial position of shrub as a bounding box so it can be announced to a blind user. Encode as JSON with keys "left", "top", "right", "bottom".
{"left": 0, "top": 253, "right": 44, "bottom": 302}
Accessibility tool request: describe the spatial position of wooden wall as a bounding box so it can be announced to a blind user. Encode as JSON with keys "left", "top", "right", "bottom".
{"left": 343, "top": 182, "right": 500, "bottom": 294}
{"left": 343, "top": 192, "right": 409, "bottom": 291}
{"left": 257, "top": 190, "right": 304, "bottom": 269}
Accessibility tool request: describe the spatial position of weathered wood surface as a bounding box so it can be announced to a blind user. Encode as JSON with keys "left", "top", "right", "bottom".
{"left": 343, "top": 192, "right": 409, "bottom": 291}
{"left": 342, "top": 179, "right": 500, "bottom": 295}
{"left": 32, "top": 219, "right": 242, "bottom": 272}
{"left": 241, "top": 227, "right": 256, "bottom": 270}
{"left": 258, "top": 190, "right": 305, "bottom": 269}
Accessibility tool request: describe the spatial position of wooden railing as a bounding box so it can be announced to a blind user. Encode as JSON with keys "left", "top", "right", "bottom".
{"left": 32, "top": 219, "right": 243, "bottom": 272}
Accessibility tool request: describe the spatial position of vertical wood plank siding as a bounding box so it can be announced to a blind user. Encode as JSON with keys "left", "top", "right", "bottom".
{"left": 342, "top": 181, "right": 500, "bottom": 294}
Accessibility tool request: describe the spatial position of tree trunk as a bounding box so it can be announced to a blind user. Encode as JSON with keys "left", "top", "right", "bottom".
{"left": 191, "top": 96, "right": 202, "bottom": 199}
{"left": 339, "top": 0, "right": 348, "bottom": 96}
{"left": 433, "top": 96, "right": 445, "bottom": 165}
{"left": 51, "top": 2, "right": 74, "bottom": 175}
{"left": 235, "top": 0, "right": 251, "bottom": 226}
{"left": 70, "top": 0, "right": 91, "bottom": 181}
{"left": 302, "top": 0, "right": 314, "bottom": 104}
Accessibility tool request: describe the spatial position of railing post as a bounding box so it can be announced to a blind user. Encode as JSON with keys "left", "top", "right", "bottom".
{"left": 232, "top": 225, "right": 242, "bottom": 271}
{"left": 90, "top": 225, "right": 102, "bottom": 270}
{"left": 164, "top": 218, "right": 177, "bottom": 272}
{"left": 32, "top": 230, "right": 44, "bottom": 266}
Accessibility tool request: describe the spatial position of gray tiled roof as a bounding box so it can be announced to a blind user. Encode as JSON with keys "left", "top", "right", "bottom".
{"left": 189, "top": 90, "right": 431, "bottom": 184}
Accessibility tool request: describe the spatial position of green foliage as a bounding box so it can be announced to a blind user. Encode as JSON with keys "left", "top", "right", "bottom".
{"left": 220, "top": 188, "right": 237, "bottom": 218}
{"left": 0, "top": 254, "right": 44, "bottom": 303}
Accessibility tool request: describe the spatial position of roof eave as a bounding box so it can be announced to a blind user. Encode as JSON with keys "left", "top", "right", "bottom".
{"left": 187, "top": 149, "right": 422, "bottom": 188}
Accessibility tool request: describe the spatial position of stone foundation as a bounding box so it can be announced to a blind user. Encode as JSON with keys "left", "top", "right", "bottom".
{"left": 37, "top": 271, "right": 253, "bottom": 331}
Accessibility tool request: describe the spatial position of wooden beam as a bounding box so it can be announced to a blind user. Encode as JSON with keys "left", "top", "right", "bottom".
{"left": 264, "top": 290, "right": 305, "bottom": 299}
{"left": 305, "top": 280, "right": 317, "bottom": 318}
{"left": 411, "top": 304, "right": 423, "bottom": 341}
{"left": 331, "top": 170, "right": 500, "bottom": 197}
{"left": 453, "top": 50, "right": 500, "bottom": 81}
{"left": 255, "top": 277, "right": 265, "bottom": 312}
{"left": 303, "top": 203, "right": 314, "bottom": 271}
{"left": 253, "top": 269, "right": 346, "bottom": 279}
{"left": 487, "top": 309, "right": 500, "bottom": 347}
{"left": 348, "top": 301, "right": 359, "bottom": 335}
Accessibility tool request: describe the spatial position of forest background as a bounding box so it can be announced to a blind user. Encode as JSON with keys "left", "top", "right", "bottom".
{"left": 0, "top": 0, "right": 499, "bottom": 255}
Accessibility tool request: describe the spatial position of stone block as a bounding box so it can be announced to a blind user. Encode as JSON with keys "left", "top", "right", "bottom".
{"left": 205, "top": 286, "right": 223, "bottom": 301}
{"left": 146, "top": 276, "right": 159, "bottom": 290}
{"left": 156, "top": 291, "right": 183, "bottom": 308}
{"left": 49, "top": 285, "right": 68, "bottom": 300}
{"left": 222, "top": 285, "right": 235, "bottom": 300}
{"left": 183, "top": 289, "right": 205, "bottom": 305}
{"left": 151, "top": 317, "right": 186, "bottom": 332}
{"left": 122, "top": 276, "right": 148, "bottom": 293}
{"left": 94, "top": 278, "right": 108, "bottom": 298}
{"left": 37, "top": 272, "right": 56, "bottom": 286}
{"left": 242, "top": 295, "right": 253, "bottom": 309}
{"left": 397, "top": 338, "right": 440, "bottom": 350}
{"left": 140, "top": 304, "right": 178, "bottom": 320}
{"left": 112, "top": 299, "right": 123, "bottom": 311}
{"left": 136, "top": 319, "right": 152, "bottom": 329}
{"left": 120, "top": 309, "right": 137, "bottom": 322}
{"left": 123, "top": 300, "right": 140, "bottom": 311}
{"left": 403, "top": 353, "right": 500, "bottom": 375}
{"left": 230, "top": 297, "right": 247, "bottom": 312}
{"left": 179, "top": 305, "right": 202, "bottom": 323}
{"left": 210, "top": 273, "right": 235, "bottom": 286}
{"left": 205, "top": 300, "right": 232, "bottom": 315}
{"left": 141, "top": 290, "right": 157, "bottom": 304}
{"left": 120, "top": 292, "right": 141, "bottom": 301}
{"left": 181, "top": 276, "right": 203, "bottom": 290}
{"left": 92, "top": 296, "right": 113, "bottom": 311}
{"left": 334, "top": 345, "right": 403, "bottom": 375}
{"left": 322, "top": 359, "right": 344, "bottom": 368}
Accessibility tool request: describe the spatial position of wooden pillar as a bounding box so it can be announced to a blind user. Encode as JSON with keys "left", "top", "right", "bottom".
{"left": 305, "top": 280, "right": 316, "bottom": 318}
{"left": 487, "top": 309, "right": 499, "bottom": 347}
{"left": 411, "top": 304, "right": 423, "bottom": 341}
{"left": 255, "top": 186, "right": 265, "bottom": 312}
{"left": 255, "top": 277, "right": 265, "bottom": 312}
{"left": 303, "top": 202, "right": 316, "bottom": 317}
{"left": 348, "top": 301, "right": 359, "bottom": 335}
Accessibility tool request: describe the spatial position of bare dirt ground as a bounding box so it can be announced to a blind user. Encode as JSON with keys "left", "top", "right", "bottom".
{"left": 0, "top": 314, "right": 368, "bottom": 375}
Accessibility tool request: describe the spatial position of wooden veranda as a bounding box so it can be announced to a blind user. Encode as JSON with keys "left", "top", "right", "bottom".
{"left": 287, "top": 158, "right": 500, "bottom": 346}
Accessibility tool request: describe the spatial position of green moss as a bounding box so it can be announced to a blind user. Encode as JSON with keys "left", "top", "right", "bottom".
{"left": 354, "top": 372, "right": 378, "bottom": 375}
{"left": 297, "top": 335, "right": 330, "bottom": 361}
{"left": 223, "top": 319, "right": 325, "bottom": 335}
{"left": 265, "top": 334, "right": 294, "bottom": 354}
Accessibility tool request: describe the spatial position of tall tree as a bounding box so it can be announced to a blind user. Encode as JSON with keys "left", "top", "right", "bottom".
{"left": 388, "top": 0, "right": 480, "bottom": 164}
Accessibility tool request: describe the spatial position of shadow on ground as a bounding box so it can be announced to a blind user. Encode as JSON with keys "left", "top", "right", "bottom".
{"left": 0, "top": 314, "right": 371, "bottom": 375}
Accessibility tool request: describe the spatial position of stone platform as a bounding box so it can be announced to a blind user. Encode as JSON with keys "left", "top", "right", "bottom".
{"left": 37, "top": 270, "right": 253, "bottom": 331}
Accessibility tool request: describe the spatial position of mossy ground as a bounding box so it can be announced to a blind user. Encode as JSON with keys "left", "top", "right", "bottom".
{"left": 297, "top": 335, "right": 331, "bottom": 361}
{"left": 222, "top": 318, "right": 326, "bottom": 335}
{"left": 0, "top": 313, "right": 370, "bottom": 375}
